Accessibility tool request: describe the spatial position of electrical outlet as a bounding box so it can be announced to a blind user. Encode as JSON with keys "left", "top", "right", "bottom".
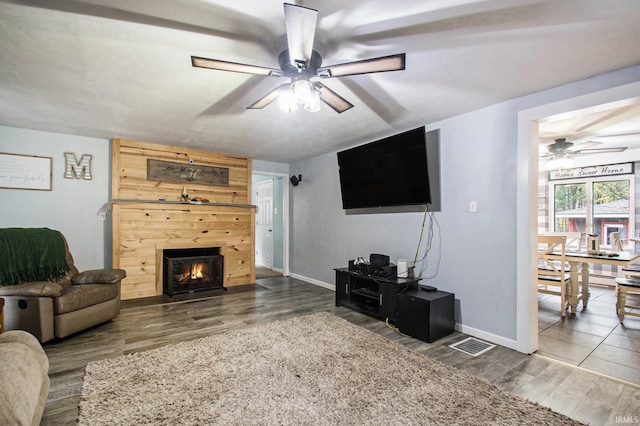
{"left": 98, "top": 211, "right": 107, "bottom": 221}
{"left": 469, "top": 200, "right": 478, "bottom": 213}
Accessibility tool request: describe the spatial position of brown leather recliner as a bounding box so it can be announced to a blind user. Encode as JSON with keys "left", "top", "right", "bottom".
{"left": 0, "top": 229, "right": 125, "bottom": 343}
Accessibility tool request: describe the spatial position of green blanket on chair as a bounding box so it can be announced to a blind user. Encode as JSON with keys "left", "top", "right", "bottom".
{"left": 0, "top": 228, "right": 70, "bottom": 285}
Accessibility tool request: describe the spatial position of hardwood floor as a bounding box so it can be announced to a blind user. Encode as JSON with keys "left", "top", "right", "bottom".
{"left": 256, "top": 266, "right": 283, "bottom": 279}
{"left": 42, "top": 275, "right": 640, "bottom": 425}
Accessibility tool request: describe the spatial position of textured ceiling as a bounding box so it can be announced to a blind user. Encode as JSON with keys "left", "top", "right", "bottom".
{"left": 1, "top": 0, "right": 640, "bottom": 162}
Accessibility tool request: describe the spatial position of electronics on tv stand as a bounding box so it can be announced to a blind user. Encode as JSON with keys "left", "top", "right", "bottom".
{"left": 348, "top": 253, "right": 397, "bottom": 279}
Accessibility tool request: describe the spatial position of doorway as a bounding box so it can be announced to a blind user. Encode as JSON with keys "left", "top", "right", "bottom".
{"left": 252, "top": 173, "right": 289, "bottom": 277}
{"left": 531, "top": 100, "right": 640, "bottom": 385}
{"left": 516, "top": 81, "right": 640, "bottom": 357}
{"left": 256, "top": 179, "right": 273, "bottom": 268}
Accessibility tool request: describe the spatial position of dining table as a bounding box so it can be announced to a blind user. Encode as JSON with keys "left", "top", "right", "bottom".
{"left": 550, "top": 250, "right": 640, "bottom": 314}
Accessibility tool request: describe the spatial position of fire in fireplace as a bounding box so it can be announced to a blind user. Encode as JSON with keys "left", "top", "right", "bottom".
{"left": 163, "top": 247, "right": 224, "bottom": 296}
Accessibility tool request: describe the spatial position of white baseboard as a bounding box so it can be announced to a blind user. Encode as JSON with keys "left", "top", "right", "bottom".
{"left": 287, "top": 272, "right": 517, "bottom": 350}
{"left": 454, "top": 323, "right": 517, "bottom": 350}
{"left": 288, "top": 273, "right": 335, "bottom": 291}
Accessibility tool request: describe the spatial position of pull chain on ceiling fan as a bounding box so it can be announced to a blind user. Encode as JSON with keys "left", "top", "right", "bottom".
{"left": 191, "top": 3, "right": 406, "bottom": 113}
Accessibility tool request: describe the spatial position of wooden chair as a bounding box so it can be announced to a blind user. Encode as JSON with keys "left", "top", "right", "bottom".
{"left": 538, "top": 235, "right": 571, "bottom": 317}
{"left": 609, "top": 231, "right": 623, "bottom": 252}
{"left": 614, "top": 277, "right": 640, "bottom": 323}
{"left": 622, "top": 264, "right": 640, "bottom": 279}
{"left": 540, "top": 231, "right": 582, "bottom": 251}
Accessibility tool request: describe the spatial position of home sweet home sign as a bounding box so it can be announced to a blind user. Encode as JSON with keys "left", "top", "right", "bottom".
{"left": 549, "top": 162, "right": 633, "bottom": 181}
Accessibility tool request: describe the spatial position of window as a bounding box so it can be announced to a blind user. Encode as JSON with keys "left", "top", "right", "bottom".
{"left": 551, "top": 176, "right": 634, "bottom": 248}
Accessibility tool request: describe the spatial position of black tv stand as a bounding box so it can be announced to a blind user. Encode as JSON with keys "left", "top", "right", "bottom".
{"left": 334, "top": 268, "right": 420, "bottom": 322}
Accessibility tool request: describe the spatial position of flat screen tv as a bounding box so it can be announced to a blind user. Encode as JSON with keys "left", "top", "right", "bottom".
{"left": 337, "top": 126, "right": 431, "bottom": 210}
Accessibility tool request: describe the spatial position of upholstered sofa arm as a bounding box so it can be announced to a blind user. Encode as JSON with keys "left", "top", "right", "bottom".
{"left": 72, "top": 269, "right": 126, "bottom": 285}
{"left": 0, "top": 282, "right": 63, "bottom": 297}
{"left": 0, "top": 330, "right": 50, "bottom": 426}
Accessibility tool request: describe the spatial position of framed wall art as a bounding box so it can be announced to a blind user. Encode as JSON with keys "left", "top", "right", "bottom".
{"left": 0, "top": 152, "right": 52, "bottom": 191}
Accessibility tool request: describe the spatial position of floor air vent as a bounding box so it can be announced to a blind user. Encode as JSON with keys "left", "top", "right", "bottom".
{"left": 449, "top": 337, "right": 496, "bottom": 357}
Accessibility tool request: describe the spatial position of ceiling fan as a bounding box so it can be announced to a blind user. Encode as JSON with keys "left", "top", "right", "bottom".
{"left": 191, "top": 3, "right": 406, "bottom": 113}
{"left": 541, "top": 138, "right": 628, "bottom": 158}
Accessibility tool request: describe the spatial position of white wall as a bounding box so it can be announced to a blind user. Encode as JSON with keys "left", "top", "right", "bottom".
{"left": 252, "top": 159, "right": 290, "bottom": 175}
{"left": 427, "top": 103, "right": 519, "bottom": 340}
{"left": 288, "top": 65, "right": 640, "bottom": 348}
{"left": 0, "top": 126, "right": 111, "bottom": 270}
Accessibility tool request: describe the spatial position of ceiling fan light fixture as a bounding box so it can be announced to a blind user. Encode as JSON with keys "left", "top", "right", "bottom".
{"left": 278, "top": 80, "right": 321, "bottom": 113}
{"left": 292, "top": 79, "right": 312, "bottom": 99}
{"left": 303, "top": 87, "right": 321, "bottom": 112}
{"left": 279, "top": 89, "right": 299, "bottom": 112}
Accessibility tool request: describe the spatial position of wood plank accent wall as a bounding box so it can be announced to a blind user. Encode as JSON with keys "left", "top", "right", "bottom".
{"left": 111, "top": 139, "right": 255, "bottom": 300}
{"left": 112, "top": 139, "right": 251, "bottom": 204}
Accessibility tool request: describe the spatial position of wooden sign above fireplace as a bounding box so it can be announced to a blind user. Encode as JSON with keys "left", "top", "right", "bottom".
{"left": 147, "top": 159, "right": 229, "bottom": 186}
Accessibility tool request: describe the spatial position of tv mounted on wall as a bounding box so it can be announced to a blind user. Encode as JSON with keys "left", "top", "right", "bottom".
{"left": 337, "top": 126, "right": 431, "bottom": 211}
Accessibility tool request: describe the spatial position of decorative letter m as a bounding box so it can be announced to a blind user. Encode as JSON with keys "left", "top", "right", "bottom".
{"left": 64, "top": 152, "right": 93, "bottom": 180}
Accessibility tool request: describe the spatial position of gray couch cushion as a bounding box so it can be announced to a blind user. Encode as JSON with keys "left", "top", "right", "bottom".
{"left": 0, "top": 330, "right": 49, "bottom": 426}
{"left": 53, "top": 283, "right": 119, "bottom": 315}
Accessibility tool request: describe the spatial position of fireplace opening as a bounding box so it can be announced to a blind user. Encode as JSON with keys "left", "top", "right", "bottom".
{"left": 163, "top": 247, "right": 224, "bottom": 296}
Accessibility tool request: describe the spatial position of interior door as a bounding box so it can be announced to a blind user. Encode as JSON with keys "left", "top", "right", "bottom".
{"left": 256, "top": 179, "right": 273, "bottom": 268}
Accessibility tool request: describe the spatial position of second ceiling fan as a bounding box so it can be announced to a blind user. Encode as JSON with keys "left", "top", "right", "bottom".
{"left": 191, "top": 3, "right": 406, "bottom": 113}
{"left": 541, "top": 138, "right": 628, "bottom": 158}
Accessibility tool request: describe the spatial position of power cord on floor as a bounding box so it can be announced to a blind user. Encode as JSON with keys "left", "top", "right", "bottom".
{"left": 385, "top": 317, "right": 398, "bottom": 331}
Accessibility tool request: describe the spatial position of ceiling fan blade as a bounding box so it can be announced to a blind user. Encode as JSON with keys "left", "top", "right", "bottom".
{"left": 247, "top": 83, "right": 291, "bottom": 109}
{"left": 191, "top": 56, "right": 283, "bottom": 77}
{"left": 284, "top": 3, "right": 318, "bottom": 70}
{"left": 316, "top": 83, "right": 354, "bottom": 113}
{"left": 317, "top": 53, "right": 406, "bottom": 78}
{"left": 566, "top": 140, "right": 601, "bottom": 151}
{"left": 574, "top": 147, "right": 628, "bottom": 154}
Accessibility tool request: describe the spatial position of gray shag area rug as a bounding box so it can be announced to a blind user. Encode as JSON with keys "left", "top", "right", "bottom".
{"left": 78, "top": 312, "right": 581, "bottom": 425}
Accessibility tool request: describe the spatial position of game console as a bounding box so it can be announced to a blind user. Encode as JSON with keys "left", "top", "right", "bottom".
{"left": 348, "top": 254, "right": 397, "bottom": 278}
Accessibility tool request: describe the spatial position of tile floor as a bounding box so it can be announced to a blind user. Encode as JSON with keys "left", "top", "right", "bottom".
{"left": 538, "top": 283, "right": 640, "bottom": 386}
